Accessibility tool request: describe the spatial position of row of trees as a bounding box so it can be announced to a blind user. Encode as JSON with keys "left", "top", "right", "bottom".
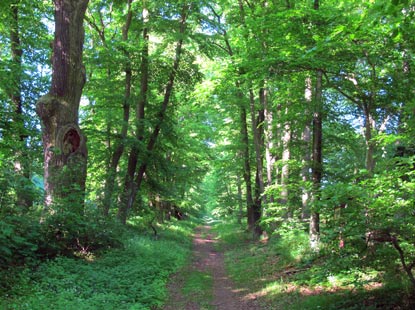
{"left": 202, "top": 0, "right": 415, "bottom": 287}
{"left": 1, "top": 0, "right": 216, "bottom": 215}
{"left": 1, "top": 0, "right": 415, "bottom": 290}
{"left": 0, "top": 0, "right": 213, "bottom": 265}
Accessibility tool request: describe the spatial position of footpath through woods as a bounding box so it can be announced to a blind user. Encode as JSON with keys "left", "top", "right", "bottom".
{"left": 163, "top": 225, "right": 262, "bottom": 310}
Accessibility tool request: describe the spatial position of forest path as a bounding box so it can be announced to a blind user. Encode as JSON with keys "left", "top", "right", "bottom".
{"left": 163, "top": 225, "right": 261, "bottom": 310}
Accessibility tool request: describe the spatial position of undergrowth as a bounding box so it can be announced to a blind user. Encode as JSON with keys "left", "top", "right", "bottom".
{"left": 213, "top": 220, "right": 414, "bottom": 310}
{"left": 1, "top": 219, "right": 195, "bottom": 310}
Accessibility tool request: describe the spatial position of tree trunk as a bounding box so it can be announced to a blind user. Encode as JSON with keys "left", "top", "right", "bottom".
{"left": 9, "top": 1, "right": 23, "bottom": 140}
{"left": 363, "top": 103, "right": 376, "bottom": 175}
{"left": 250, "top": 87, "right": 266, "bottom": 197}
{"left": 36, "top": 0, "right": 89, "bottom": 210}
{"left": 239, "top": 100, "right": 255, "bottom": 231}
{"left": 310, "top": 69, "right": 323, "bottom": 250}
{"left": 280, "top": 103, "right": 291, "bottom": 217}
{"left": 102, "top": 0, "right": 134, "bottom": 216}
{"left": 118, "top": 4, "right": 190, "bottom": 224}
{"left": 8, "top": 0, "right": 32, "bottom": 208}
{"left": 264, "top": 86, "right": 274, "bottom": 203}
{"left": 237, "top": 173, "right": 243, "bottom": 224}
{"left": 301, "top": 76, "right": 312, "bottom": 220}
{"left": 249, "top": 88, "right": 264, "bottom": 237}
{"left": 219, "top": 20, "right": 255, "bottom": 231}
{"left": 309, "top": 0, "right": 322, "bottom": 250}
{"left": 364, "top": 50, "right": 378, "bottom": 175}
{"left": 117, "top": 3, "right": 149, "bottom": 223}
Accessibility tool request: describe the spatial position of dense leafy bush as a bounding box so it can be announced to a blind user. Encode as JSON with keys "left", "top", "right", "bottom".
{"left": 39, "top": 210, "right": 123, "bottom": 257}
{"left": 0, "top": 215, "right": 43, "bottom": 267}
{"left": 0, "top": 210, "right": 126, "bottom": 298}
{"left": 0, "top": 210, "right": 124, "bottom": 269}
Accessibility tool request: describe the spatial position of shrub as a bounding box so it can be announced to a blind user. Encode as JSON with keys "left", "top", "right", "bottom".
{"left": 0, "top": 215, "right": 42, "bottom": 267}
{"left": 39, "top": 210, "right": 123, "bottom": 257}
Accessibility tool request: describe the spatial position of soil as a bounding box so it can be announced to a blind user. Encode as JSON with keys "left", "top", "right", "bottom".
{"left": 163, "top": 225, "right": 262, "bottom": 310}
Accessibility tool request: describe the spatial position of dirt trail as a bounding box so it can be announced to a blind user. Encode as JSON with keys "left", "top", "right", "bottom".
{"left": 163, "top": 225, "right": 261, "bottom": 310}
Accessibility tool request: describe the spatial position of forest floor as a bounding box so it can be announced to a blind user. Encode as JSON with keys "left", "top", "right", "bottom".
{"left": 163, "top": 225, "right": 262, "bottom": 310}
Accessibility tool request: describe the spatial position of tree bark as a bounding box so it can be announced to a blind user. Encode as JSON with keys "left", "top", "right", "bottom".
{"left": 363, "top": 102, "right": 376, "bottom": 174}
{"left": 264, "top": 86, "right": 275, "bottom": 203}
{"left": 309, "top": 0, "right": 322, "bottom": 250}
{"left": 249, "top": 88, "right": 264, "bottom": 236}
{"left": 301, "top": 76, "right": 312, "bottom": 220}
{"left": 36, "top": 0, "right": 89, "bottom": 210}
{"left": 310, "top": 69, "right": 323, "bottom": 250}
{"left": 239, "top": 101, "right": 255, "bottom": 231}
{"left": 237, "top": 173, "right": 243, "bottom": 224}
{"left": 280, "top": 103, "right": 291, "bottom": 216}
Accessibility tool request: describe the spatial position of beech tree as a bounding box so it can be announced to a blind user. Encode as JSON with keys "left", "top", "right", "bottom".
{"left": 36, "top": 0, "right": 89, "bottom": 210}
{"left": 0, "top": 0, "right": 49, "bottom": 210}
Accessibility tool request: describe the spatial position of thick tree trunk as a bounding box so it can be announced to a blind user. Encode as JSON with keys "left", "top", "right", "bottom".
{"left": 102, "top": 0, "right": 134, "bottom": 216}
{"left": 36, "top": 0, "right": 89, "bottom": 210}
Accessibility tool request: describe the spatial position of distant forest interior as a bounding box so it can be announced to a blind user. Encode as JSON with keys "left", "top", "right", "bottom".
{"left": 1, "top": 0, "right": 415, "bottom": 309}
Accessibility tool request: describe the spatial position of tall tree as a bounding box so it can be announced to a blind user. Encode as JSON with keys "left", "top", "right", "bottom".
{"left": 301, "top": 76, "right": 312, "bottom": 220}
{"left": 118, "top": 1, "right": 149, "bottom": 222}
{"left": 117, "top": 3, "right": 191, "bottom": 223}
{"left": 310, "top": 69, "right": 323, "bottom": 249}
{"left": 7, "top": 0, "right": 32, "bottom": 208}
{"left": 309, "top": 0, "right": 323, "bottom": 250}
{"left": 249, "top": 88, "right": 264, "bottom": 236}
{"left": 36, "top": 0, "right": 89, "bottom": 210}
{"left": 98, "top": 0, "right": 134, "bottom": 216}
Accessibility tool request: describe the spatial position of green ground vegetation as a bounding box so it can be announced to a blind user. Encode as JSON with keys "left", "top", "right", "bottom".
{"left": 0, "top": 219, "right": 195, "bottom": 310}
{"left": 213, "top": 220, "right": 415, "bottom": 310}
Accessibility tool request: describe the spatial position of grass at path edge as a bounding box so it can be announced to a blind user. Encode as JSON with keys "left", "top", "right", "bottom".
{"left": 212, "top": 220, "right": 413, "bottom": 310}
